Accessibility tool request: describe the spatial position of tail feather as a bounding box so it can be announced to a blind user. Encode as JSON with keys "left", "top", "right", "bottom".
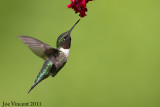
{"left": 28, "top": 75, "right": 49, "bottom": 94}
{"left": 28, "top": 82, "right": 38, "bottom": 94}
{"left": 27, "top": 58, "right": 52, "bottom": 94}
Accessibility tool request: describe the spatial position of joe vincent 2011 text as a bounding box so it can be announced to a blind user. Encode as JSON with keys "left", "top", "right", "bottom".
{"left": 2, "top": 101, "right": 41, "bottom": 107}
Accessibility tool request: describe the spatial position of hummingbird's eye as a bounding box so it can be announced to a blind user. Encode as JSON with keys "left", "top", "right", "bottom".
{"left": 64, "top": 36, "right": 68, "bottom": 40}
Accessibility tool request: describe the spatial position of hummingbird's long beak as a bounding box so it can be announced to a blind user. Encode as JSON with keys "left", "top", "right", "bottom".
{"left": 69, "top": 19, "right": 81, "bottom": 33}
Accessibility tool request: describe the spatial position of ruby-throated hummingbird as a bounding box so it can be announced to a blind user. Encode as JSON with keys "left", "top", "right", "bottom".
{"left": 19, "top": 19, "right": 80, "bottom": 93}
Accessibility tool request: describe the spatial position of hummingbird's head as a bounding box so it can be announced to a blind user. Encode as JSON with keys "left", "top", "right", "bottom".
{"left": 57, "top": 19, "right": 80, "bottom": 49}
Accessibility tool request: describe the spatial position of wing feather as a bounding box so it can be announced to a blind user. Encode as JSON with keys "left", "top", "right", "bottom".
{"left": 19, "top": 36, "right": 52, "bottom": 59}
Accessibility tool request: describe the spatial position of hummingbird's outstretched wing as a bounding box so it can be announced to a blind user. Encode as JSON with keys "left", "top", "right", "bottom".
{"left": 19, "top": 36, "right": 52, "bottom": 60}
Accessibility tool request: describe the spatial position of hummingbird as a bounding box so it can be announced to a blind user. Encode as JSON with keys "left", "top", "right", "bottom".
{"left": 19, "top": 19, "right": 80, "bottom": 94}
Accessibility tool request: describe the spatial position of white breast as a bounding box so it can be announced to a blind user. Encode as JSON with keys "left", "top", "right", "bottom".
{"left": 59, "top": 48, "right": 70, "bottom": 57}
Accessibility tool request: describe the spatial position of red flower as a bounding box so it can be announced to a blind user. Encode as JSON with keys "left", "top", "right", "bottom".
{"left": 67, "top": 0, "right": 93, "bottom": 17}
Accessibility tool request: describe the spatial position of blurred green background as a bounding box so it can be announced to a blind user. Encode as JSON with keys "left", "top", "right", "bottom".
{"left": 0, "top": 0, "right": 160, "bottom": 107}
